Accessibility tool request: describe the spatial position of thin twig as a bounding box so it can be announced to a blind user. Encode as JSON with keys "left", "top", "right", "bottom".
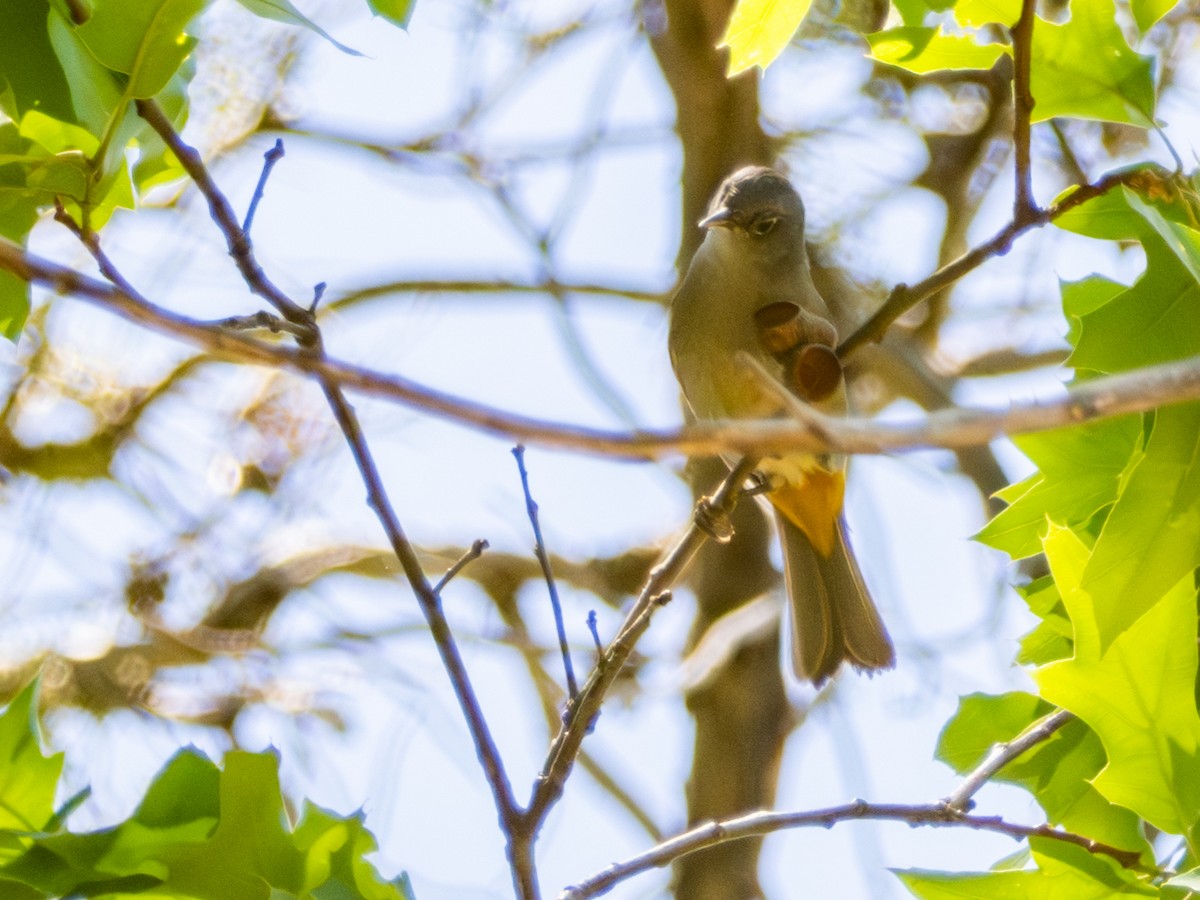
{"left": 513, "top": 445, "right": 578, "bottom": 699}
{"left": 433, "top": 538, "right": 490, "bottom": 594}
{"left": 52, "top": 201, "right": 140, "bottom": 299}
{"left": 134, "top": 100, "right": 312, "bottom": 332}
{"left": 524, "top": 456, "right": 760, "bottom": 828}
{"left": 122, "top": 108, "right": 534, "bottom": 896}
{"left": 1011, "top": 0, "right": 1039, "bottom": 223}
{"left": 586, "top": 610, "right": 602, "bottom": 656}
{"left": 243, "top": 139, "right": 285, "bottom": 235}
{"left": 559, "top": 800, "right": 1148, "bottom": 898}
{"left": 837, "top": 166, "right": 1153, "bottom": 358}
{"left": 943, "top": 708, "right": 1075, "bottom": 813}
{"left": 319, "top": 360, "right": 532, "bottom": 896}
{"left": 8, "top": 236, "right": 1200, "bottom": 463}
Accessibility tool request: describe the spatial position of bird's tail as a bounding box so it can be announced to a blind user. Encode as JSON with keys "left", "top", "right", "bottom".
{"left": 777, "top": 512, "right": 894, "bottom": 686}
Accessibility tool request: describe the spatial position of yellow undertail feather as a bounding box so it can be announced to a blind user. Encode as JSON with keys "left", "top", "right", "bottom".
{"left": 767, "top": 468, "right": 845, "bottom": 558}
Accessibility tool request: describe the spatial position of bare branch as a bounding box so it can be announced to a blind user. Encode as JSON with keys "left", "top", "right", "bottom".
{"left": 243, "top": 138, "right": 286, "bottom": 235}
{"left": 513, "top": 445, "right": 578, "bottom": 699}
{"left": 1011, "top": 0, "right": 1039, "bottom": 223}
{"left": 944, "top": 708, "right": 1075, "bottom": 813}
{"left": 134, "top": 100, "right": 312, "bottom": 331}
{"left": 838, "top": 166, "right": 1154, "bottom": 358}
{"left": 559, "top": 799, "right": 1148, "bottom": 898}
{"left": 524, "top": 457, "right": 761, "bottom": 829}
{"left": 124, "top": 107, "right": 535, "bottom": 893}
{"left": 433, "top": 539, "right": 490, "bottom": 594}
{"left": 5, "top": 236, "right": 1200, "bottom": 464}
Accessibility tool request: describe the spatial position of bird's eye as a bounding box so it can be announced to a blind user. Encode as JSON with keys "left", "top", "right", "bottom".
{"left": 751, "top": 217, "right": 779, "bottom": 236}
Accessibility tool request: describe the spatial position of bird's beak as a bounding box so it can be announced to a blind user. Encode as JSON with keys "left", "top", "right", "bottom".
{"left": 699, "top": 207, "right": 736, "bottom": 230}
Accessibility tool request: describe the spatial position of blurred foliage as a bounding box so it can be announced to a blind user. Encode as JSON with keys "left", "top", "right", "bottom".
{"left": 0, "top": 681, "right": 413, "bottom": 899}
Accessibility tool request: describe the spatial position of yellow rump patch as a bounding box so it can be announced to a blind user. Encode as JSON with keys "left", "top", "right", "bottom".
{"left": 768, "top": 469, "right": 846, "bottom": 558}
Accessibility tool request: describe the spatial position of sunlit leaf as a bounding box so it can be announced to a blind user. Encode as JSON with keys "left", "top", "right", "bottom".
{"left": 0, "top": 748, "right": 409, "bottom": 899}
{"left": 953, "top": 0, "right": 1021, "bottom": 27}
{"left": 1028, "top": 0, "right": 1155, "bottom": 126}
{"left": 868, "top": 26, "right": 1004, "bottom": 73}
{"left": 937, "top": 692, "right": 1050, "bottom": 773}
{"left": 1131, "top": 0, "right": 1181, "bottom": 32}
{"left": 0, "top": 270, "right": 28, "bottom": 342}
{"left": 234, "top": 0, "right": 364, "bottom": 56}
{"left": 74, "top": 0, "right": 207, "bottom": 98}
{"left": 720, "top": 0, "right": 813, "bottom": 76}
{"left": 1038, "top": 529, "right": 1200, "bottom": 834}
{"left": 367, "top": 0, "right": 417, "bottom": 28}
{"left": 897, "top": 848, "right": 1153, "bottom": 899}
{"left": 975, "top": 416, "right": 1139, "bottom": 559}
{"left": 0, "top": 682, "right": 61, "bottom": 840}
{"left": 1079, "top": 403, "right": 1200, "bottom": 646}
{"left": 1060, "top": 275, "right": 1125, "bottom": 351}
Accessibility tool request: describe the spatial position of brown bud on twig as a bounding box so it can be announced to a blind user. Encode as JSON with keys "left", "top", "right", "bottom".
{"left": 754, "top": 301, "right": 838, "bottom": 358}
{"left": 788, "top": 344, "right": 843, "bottom": 403}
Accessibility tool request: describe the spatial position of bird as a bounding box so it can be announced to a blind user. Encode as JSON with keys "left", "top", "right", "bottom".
{"left": 668, "top": 165, "right": 894, "bottom": 685}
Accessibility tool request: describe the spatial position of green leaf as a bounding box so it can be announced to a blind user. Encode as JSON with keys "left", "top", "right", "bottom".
{"left": 1053, "top": 183, "right": 1147, "bottom": 241}
{"left": 0, "top": 0, "right": 77, "bottom": 123}
{"left": 1166, "top": 867, "right": 1200, "bottom": 890}
{"left": 46, "top": 9, "right": 130, "bottom": 140}
{"left": 900, "top": 838, "right": 1156, "bottom": 898}
{"left": 897, "top": 861, "right": 1148, "bottom": 898}
{"left": 1079, "top": 404, "right": 1200, "bottom": 646}
{"left": 367, "top": 0, "right": 417, "bottom": 28}
{"left": 0, "top": 681, "right": 61, "bottom": 839}
{"left": 0, "top": 748, "right": 406, "bottom": 899}
{"left": 936, "top": 691, "right": 1148, "bottom": 852}
{"left": 234, "top": 0, "right": 364, "bottom": 56}
{"left": 867, "top": 26, "right": 1005, "bottom": 73}
{"left": 1071, "top": 199, "right": 1200, "bottom": 375}
{"left": 936, "top": 692, "right": 1050, "bottom": 773}
{"left": 975, "top": 415, "right": 1139, "bottom": 559}
{"left": 1131, "top": 0, "right": 1181, "bottom": 32}
{"left": 720, "top": 0, "right": 814, "bottom": 76}
{"left": 953, "top": 0, "right": 1021, "bottom": 27}
{"left": 74, "top": 0, "right": 207, "bottom": 98}
{"left": 891, "top": 0, "right": 929, "bottom": 25}
{"left": 0, "top": 269, "right": 30, "bottom": 342}
{"left": 1060, "top": 275, "right": 1125, "bottom": 351}
{"left": 1038, "top": 532, "right": 1200, "bottom": 834}
{"left": 1014, "top": 576, "right": 1074, "bottom": 666}
{"left": 1028, "top": 0, "right": 1156, "bottom": 126}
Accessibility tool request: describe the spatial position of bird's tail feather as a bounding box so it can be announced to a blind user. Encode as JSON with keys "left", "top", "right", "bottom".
{"left": 778, "top": 513, "right": 894, "bottom": 685}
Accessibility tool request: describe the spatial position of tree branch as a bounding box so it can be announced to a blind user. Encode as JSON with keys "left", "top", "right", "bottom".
{"left": 513, "top": 445, "right": 578, "bottom": 699}
{"left": 944, "top": 708, "right": 1074, "bottom": 813}
{"left": 837, "top": 166, "right": 1153, "bottom": 358}
{"left": 5, "top": 236, "right": 1200, "bottom": 463}
{"left": 559, "top": 799, "right": 1147, "bottom": 898}
{"left": 1011, "top": 0, "right": 1039, "bottom": 223}
{"left": 128, "top": 102, "right": 536, "bottom": 897}
{"left": 523, "top": 456, "right": 760, "bottom": 830}
{"left": 134, "top": 100, "right": 312, "bottom": 331}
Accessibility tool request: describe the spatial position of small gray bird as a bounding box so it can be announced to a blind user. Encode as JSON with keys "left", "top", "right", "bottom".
{"left": 668, "top": 166, "right": 894, "bottom": 685}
